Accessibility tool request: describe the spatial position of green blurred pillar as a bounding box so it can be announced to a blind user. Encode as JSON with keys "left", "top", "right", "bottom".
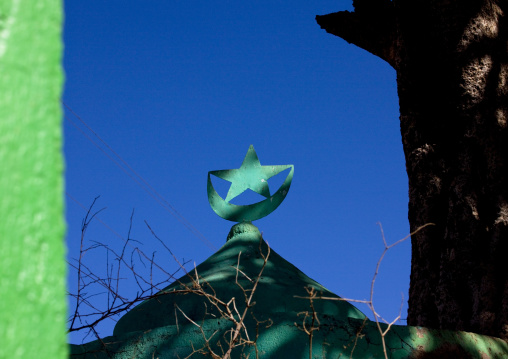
{"left": 0, "top": 0, "right": 66, "bottom": 358}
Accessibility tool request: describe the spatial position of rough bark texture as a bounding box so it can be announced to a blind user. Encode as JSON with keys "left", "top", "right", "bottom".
{"left": 317, "top": 0, "right": 508, "bottom": 339}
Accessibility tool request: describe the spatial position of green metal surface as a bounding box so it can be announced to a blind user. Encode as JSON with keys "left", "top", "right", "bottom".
{"left": 0, "top": 0, "right": 66, "bottom": 358}
{"left": 113, "top": 222, "right": 366, "bottom": 335}
{"left": 208, "top": 145, "right": 294, "bottom": 222}
{"left": 71, "top": 322, "right": 508, "bottom": 359}
{"left": 69, "top": 223, "right": 508, "bottom": 358}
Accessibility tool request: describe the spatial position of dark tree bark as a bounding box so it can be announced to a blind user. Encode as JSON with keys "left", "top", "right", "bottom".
{"left": 317, "top": 0, "right": 508, "bottom": 339}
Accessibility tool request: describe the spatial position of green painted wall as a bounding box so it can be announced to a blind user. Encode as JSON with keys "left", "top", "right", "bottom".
{"left": 0, "top": 0, "right": 66, "bottom": 358}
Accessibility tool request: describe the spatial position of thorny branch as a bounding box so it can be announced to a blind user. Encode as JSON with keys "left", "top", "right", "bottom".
{"left": 170, "top": 235, "right": 272, "bottom": 359}
{"left": 296, "top": 223, "right": 434, "bottom": 359}
{"left": 295, "top": 286, "right": 321, "bottom": 359}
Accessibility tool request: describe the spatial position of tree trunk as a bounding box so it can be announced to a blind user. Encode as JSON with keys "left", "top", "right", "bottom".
{"left": 316, "top": 0, "right": 508, "bottom": 339}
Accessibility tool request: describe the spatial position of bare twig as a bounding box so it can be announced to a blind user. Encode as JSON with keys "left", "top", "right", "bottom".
{"left": 295, "top": 286, "right": 321, "bottom": 359}
{"left": 70, "top": 196, "right": 105, "bottom": 331}
{"left": 296, "top": 223, "right": 434, "bottom": 359}
{"left": 67, "top": 199, "right": 189, "bottom": 339}
{"left": 172, "top": 235, "right": 271, "bottom": 359}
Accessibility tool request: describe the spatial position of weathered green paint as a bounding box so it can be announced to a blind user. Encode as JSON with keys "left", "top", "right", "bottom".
{"left": 208, "top": 145, "right": 294, "bottom": 222}
{"left": 113, "top": 222, "right": 365, "bottom": 335}
{"left": 69, "top": 224, "right": 508, "bottom": 358}
{"left": 70, "top": 321, "right": 508, "bottom": 358}
{"left": 0, "top": 0, "right": 66, "bottom": 358}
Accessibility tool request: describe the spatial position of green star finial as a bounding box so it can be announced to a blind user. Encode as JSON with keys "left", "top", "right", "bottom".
{"left": 207, "top": 145, "right": 294, "bottom": 222}
{"left": 212, "top": 145, "right": 287, "bottom": 203}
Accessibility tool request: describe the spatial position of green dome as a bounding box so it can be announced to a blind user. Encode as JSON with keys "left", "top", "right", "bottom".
{"left": 114, "top": 222, "right": 366, "bottom": 335}
{"left": 70, "top": 223, "right": 508, "bottom": 358}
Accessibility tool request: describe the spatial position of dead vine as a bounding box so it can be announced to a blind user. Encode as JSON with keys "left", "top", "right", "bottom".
{"left": 296, "top": 223, "right": 434, "bottom": 359}
{"left": 171, "top": 235, "right": 272, "bottom": 359}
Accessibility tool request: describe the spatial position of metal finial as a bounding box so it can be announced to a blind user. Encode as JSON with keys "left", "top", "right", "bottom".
{"left": 207, "top": 145, "right": 294, "bottom": 222}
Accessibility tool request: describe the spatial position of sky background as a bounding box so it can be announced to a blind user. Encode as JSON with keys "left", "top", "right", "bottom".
{"left": 64, "top": 1, "right": 409, "bottom": 344}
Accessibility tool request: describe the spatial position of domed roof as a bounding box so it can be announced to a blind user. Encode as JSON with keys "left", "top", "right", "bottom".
{"left": 70, "top": 223, "right": 508, "bottom": 358}
{"left": 114, "top": 222, "right": 366, "bottom": 335}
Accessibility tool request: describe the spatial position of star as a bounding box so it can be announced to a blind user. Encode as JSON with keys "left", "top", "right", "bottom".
{"left": 210, "top": 145, "right": 289, "bottom": 203}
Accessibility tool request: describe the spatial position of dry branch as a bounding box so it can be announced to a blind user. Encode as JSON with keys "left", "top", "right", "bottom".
{"left": 67, "top": 199, "right": 189, "bottom": 339}
{"left": 296, "top": 223, "right": 434, "bottom": 359}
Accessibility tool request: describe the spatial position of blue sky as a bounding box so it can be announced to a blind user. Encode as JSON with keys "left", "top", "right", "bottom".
{"left": 64, "top": 1, "right": 409, "bottom": 344}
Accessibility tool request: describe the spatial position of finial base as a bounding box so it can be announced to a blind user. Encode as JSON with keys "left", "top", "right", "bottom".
{"left": 226, "top": 222, "right": 261, "bottom": 242}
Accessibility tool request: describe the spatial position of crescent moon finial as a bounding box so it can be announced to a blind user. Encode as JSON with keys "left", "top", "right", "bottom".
{"left": 207, "top": 145, "right": 294, "bottom": 222}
